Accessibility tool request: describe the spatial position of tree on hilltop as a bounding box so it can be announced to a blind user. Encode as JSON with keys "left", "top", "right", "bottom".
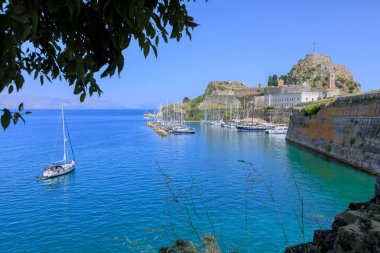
{"left": 182, "top": 96, "right": 191, "bottom": 103}
{"left": 0, "top": 0, "right": 200, "bottom": 130}
{"left": 267, "top": 74, "right": 278, "bottom": 87}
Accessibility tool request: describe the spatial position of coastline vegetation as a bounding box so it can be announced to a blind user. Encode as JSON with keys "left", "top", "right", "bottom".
{"left": 303, "top": 102, "right": 324, "bottom": 118}
{"left": 185, "top": 95, "right": 205, "bottom": 121}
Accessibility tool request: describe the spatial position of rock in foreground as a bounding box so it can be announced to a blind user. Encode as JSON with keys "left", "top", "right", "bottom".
{"left": 159, "top": 234, "right": 222, "bottom": 253}
{"left": 285, "top": 198, "right": 380, "bottom": 253}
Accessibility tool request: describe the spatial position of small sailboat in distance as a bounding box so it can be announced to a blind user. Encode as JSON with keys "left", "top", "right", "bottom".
{"left": 37, "top": 108, "right": 76, "bottom": 180}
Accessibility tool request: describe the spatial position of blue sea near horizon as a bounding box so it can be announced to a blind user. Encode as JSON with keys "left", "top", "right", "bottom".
{"left": 0, "top": 109, "right": 375, "bottom": 253}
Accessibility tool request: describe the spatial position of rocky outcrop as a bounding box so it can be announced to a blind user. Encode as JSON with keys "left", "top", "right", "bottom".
{"left": 287, "top": 54, "right": 361, "bottom": 94}
{"left": 199, "top": 95, "right": 242, "bottom": 108}
{"left": 286, "top": 92, "right": 380, "bottom": 174}
{"left": 159, "top": 239, "right": 198, "bottom": 253}
{"left": 159, "top": 234, "right": 222, "bottom": 253}
{"left": 204, "top": 81, "right": 246, "bottom": 96}
{"left": 285, "top": 198, "right": 380, "bottom": 253}
{"left": 200, "top": 81, "right": 247, "bottom": 108}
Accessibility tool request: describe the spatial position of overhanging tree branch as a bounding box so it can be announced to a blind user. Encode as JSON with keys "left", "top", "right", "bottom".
{"left": 0, "top": 0, "right": 201, "bottom": 130}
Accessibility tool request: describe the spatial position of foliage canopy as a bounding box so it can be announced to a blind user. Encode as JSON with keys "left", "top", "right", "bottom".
{"left": 267, "top": 74, "right": 278, "bottom": 87}
{"left": 0, "top": 0, "right": 199, "bottom": 129}
{"left": 303, "top": 101, "right": 324, "bottom": 118}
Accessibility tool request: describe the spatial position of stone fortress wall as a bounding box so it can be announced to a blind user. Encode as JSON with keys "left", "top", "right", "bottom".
{"left": 286, "top": 91, "right": 380, "bottom": 174}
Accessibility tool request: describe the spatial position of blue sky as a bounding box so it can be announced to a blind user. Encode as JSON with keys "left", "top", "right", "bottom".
{"left": 1, "top": 0, "right": 379, "bottom": 109}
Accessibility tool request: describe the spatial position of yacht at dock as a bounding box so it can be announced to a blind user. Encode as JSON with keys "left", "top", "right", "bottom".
{"left": 265, "top": 124, "right": 288, "bottom": 134}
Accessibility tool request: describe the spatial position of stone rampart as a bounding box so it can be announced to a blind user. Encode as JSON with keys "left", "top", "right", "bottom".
{"left": 286, "top": 92, "right": 380, "bottom": 174}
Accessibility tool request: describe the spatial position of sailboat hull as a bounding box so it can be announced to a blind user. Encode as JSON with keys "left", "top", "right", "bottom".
{"left": 236, "top": 126, "right": 266, "bottom": 131}
{"left": 39, "top": 161, "right": 76, "bottom": 180}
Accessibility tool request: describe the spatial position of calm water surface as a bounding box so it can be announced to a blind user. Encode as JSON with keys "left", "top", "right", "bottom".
{"left": 0, "top": 110, "right": 375, "bottom": 252}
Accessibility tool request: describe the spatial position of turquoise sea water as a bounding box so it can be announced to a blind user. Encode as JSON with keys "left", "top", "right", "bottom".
{"left": 0, "top": 110, "right": 375, "bottom": 253}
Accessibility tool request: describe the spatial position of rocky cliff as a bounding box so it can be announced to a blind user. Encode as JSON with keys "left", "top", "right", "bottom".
{"left": 285, "top": 197, "right": 380, "bottom": 253}
{"left": 286, "top": 91, "right": 380, "bottom": 174}
{"left": 286, "top": 54, "right": 361, "bottom": 94}
{"left": 204, "top": 81, "right": 247, "bottom": 96}
{"left": 200, "top": 81, "right": 249, "bottom": 108}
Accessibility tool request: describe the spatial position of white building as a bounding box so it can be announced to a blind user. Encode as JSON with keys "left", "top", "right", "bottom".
{"left": 264, "top": 91, "right": 320, "bottom": 107}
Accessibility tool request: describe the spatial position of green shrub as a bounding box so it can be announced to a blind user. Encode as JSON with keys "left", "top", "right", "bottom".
{"left": 324, "top": 143, "right": 332, "bottom": 152}
{"left": 303, "top": 102, "right": 324, "bottom": 118}
{"left": 183, "top": 96, "right": 191, "bottom": 103}
{"left": 189, "top": 95, "right": 205, "bottom": 108}
{"left": 185, "top": 107, "right": 202, "bottom": 120}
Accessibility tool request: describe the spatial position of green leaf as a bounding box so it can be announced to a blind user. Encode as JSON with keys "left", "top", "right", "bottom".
{"left": 13, "top": 113, "right": 20, "bottom": 124}
{"left": 73, "top": 87, "right": 82, "bottom": 95}
{"left": 40, "top": 75, "right": 44, "bottom": 85}
{"left": 116, "top": 55, "right": 124, "bottom": 75}
{"left": 1, "top": 111, "right": 11, "bottom": 130}
{"left": 170, "top": 25, "right": 179, "bottom": 39}
{"left": 45, "top": 75, "right": 51, "bottom": 83}
{"left": 152, "top": 45, "right": 158, "bottom": 58}
{"left": 15, "top": 74, "right": 24, "bottom": 90}
{"left": 162, "top": 33, "right": 168, "bottom": 43}
{"left": 155, "top": 36, "right": 159, "bottom": 46}
{"left": 80, "top": 92, "right": 86, "bottom": 102}
{"left": 8, "top": 85, "right": 14, "bottom": 94}
{"left": 143, "top": 43, "right": 150, "bottom": 58}
{"left": 188, "top": 21, "right": 198, "bottom": 28}
{"left": 18, "top": 103, "right": 24, "bottom": 112}
{"left": 186, "top": 29, "right": 192, "bottom": 40}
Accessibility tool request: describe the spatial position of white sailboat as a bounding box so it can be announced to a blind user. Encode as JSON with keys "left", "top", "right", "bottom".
{"left": 37, "top": 108, "right": 76, "bottom": 180}
{"left": 265, "top": 124, "right": 288, "bottom": 134}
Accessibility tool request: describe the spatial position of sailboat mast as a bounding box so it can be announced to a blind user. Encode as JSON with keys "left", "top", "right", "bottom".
{"left": 62, "top": 107, "right": 67, "bottom": 163}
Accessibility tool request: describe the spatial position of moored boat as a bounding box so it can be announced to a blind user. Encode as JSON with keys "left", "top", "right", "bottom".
{"left": 265, "top": 124, "right": 288, "bottom": 134}
{"left": 236, "top": 123, "right": 266, "bottom": 131}
{"left": 37, "top": 108, "right": 76, "bottom": 180}
{"left": 171, "top": 125, "right": 195, "bottom": 134}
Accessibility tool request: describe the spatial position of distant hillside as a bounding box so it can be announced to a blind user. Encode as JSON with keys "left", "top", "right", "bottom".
{"left": 281, "top": 54, "right": 361, "bottom": 93}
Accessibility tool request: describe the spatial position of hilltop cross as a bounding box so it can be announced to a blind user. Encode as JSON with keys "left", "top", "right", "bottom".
{"left": 312, "top": 41, "right": 316, "bottom": 54}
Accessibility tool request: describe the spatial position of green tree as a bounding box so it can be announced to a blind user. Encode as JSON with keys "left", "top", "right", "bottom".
{"left": 279, "top": 74, "right": 288, "bottom": 85}
{"left": 267, "top": 75, "right": 273, "bottom": 86}
{"left": 272, "top": 74, "right": 278, "bottom": 87}
{"left": 0, "top": 0, "right": 200, "bottom": 129}
{"left": 268, "top": 74, "right": 279, "bottom": 87}
{"left": 182, "top": 96, "right": 191, "bottom": 103}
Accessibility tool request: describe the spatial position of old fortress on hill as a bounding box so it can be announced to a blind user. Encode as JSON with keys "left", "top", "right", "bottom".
{"left": 199, "top": 53, "right": 358, "bottom": 110}
{"left": 263, "top": 71, "right": 338, "bottom": 108}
